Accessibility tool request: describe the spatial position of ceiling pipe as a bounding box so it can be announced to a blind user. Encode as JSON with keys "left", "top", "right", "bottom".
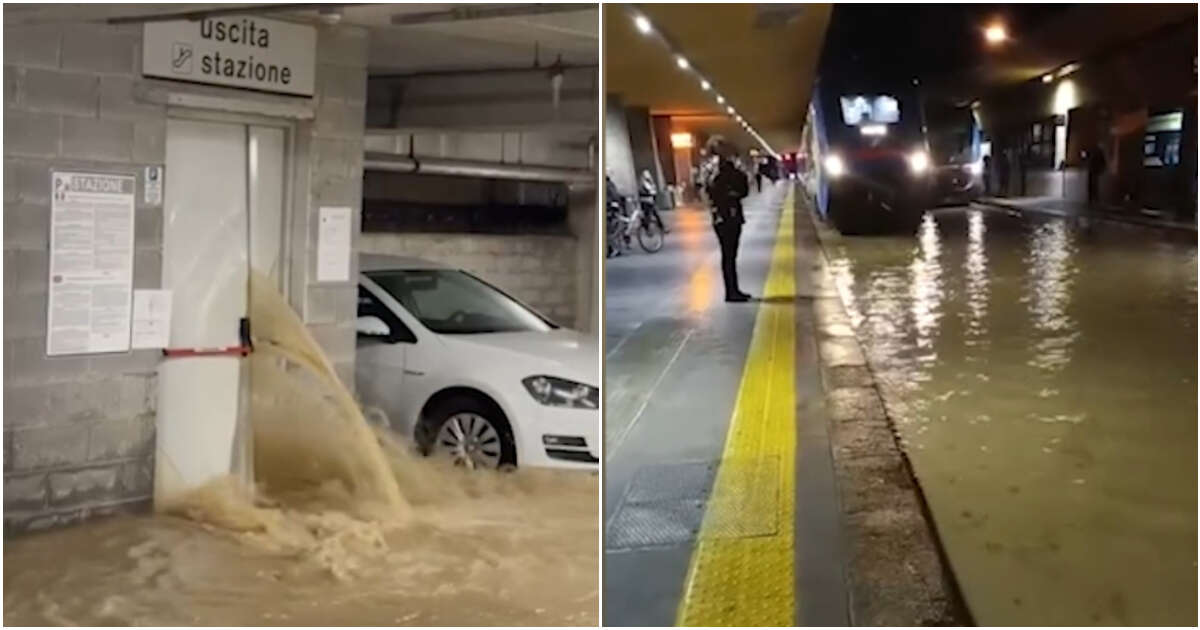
{"left": 390, "top": 4, "right": 592, "bottom": 26}
{"left": 364, "top": 152, "right": 593, "bottom": 184}
{"left": 370, "top": 64, "right": 597, "bottom": 80}
{"left": 105, "top": 4, "right": 359, "bottom": 24}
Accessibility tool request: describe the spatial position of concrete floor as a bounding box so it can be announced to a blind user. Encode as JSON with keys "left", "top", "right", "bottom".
{"left": 603, "top": 182, "right": 850, "bottom": 626}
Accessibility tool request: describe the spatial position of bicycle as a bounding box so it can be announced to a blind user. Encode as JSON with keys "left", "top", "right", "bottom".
{"left": 609, "top": 194, "right": 667, "bottom": 253}
{"left": 622, "top": 201, "right": 664, "bottom": 253}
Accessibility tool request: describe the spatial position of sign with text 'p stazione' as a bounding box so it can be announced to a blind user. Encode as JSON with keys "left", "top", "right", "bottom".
{"left": 143, "top": 16, "right": 316, "bottom": 97}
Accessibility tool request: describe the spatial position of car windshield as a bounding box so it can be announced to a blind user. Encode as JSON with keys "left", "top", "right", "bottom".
{"left": 367, "top": 269, "right": 555, "bottom": 335}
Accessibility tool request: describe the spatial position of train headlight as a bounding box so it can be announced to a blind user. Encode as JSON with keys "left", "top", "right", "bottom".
{"left": 824, "top": 154, "right": 846, "bottom": 178}
{"left": 965, "top": 160, "right": 984, "bottom": 176}
{"left": 908, "top": 150, "right": 930, "bottom": 174}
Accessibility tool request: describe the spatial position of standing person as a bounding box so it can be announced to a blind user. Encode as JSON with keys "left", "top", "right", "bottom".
{"left": 698, "top": 151, "right": 718, "bottom": 206}
{"left": 639, "top": 169, "right": 667, "bottom": 233}
{"left": 1086, "top": 143, "right": 1107, "bottom": 207}
{"left": 705, "top": 137, "right": 751, "bottom": 302}
{"left": 982, "top": 154, "right": 993, "bottom": 196}
{"left": 1016, "top": 147, "right": 1026, "bottom": 196}
{"left": 997, "top": 147, "right": 1011, "bottom": 197}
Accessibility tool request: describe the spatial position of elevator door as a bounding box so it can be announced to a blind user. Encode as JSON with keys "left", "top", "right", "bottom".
{"left": 156, "top": 119, "right": 285, "bottom": 501}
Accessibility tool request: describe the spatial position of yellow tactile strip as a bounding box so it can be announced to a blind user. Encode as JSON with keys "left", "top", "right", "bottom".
{"left": 677, "top": 190, "right": 798, "bottom": 626}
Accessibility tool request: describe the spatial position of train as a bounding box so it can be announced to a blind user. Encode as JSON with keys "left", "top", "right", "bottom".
{"left": 925, "top": 100, "right": 985, "bottom": 206}
{"left": 800, "top": 76, "right": 933, "bottom": 235}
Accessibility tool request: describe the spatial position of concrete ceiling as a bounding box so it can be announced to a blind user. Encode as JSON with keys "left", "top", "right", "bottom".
{"left": 324, "top": 4, "right": 598, "bottom": 75}
{"left": 2, "top": 4, "right": 266, "bottom": 24}
{"left": 4, "top": 4, "right": 598, "bottom": 76}
{"left": 604, "top": 3, "right": 831, "bottom": 154}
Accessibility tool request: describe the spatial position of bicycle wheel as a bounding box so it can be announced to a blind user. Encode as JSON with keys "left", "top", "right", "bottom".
{"left": 637, "top": 221, "right": 664, "bottom": 253}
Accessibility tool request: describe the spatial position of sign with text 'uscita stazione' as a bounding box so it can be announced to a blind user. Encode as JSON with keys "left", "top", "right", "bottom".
{"left": 143, "top": 16, "right": 316, "bottom": 97}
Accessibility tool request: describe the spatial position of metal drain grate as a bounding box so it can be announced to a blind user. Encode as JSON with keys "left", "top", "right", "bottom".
{"left": 625, "top": 460, "right": 717, "bottom": 502}
{"left": 606, "top": 457, "right": 780, "bottom": 551}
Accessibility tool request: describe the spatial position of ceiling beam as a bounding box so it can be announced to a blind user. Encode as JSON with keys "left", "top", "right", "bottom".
{"left": 390, "top": 4, "right": 593, "bottom": 27}
{"left": 105, "top": 4, "right": 358, "bottom": 25}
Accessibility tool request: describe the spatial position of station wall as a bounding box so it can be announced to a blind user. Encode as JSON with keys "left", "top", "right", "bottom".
{"left": 604, "top": 94, "right": 637, "bottom": 197}
{"left": 975, "top": 17, "right": 1197, "bottom": 215}
{"left": 2, "top": 18, "right": 369, "bottom": 532}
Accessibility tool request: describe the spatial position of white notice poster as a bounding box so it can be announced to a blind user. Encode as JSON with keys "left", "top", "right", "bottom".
{"left": 317, "top": 206, "right": 352, "bottom": 282}
{"left": 131, "top": 289, "right": 172, "bottom": 349}
{"left": 47, "top": 172, "right": 136, "bottom": 356}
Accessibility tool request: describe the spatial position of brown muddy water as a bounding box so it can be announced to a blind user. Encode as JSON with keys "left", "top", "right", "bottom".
{"left": 821, "top": 207, "right": 1197, "bottom": 625}
{"left": 4, "top": 273, "right": 598, "bottom": 626}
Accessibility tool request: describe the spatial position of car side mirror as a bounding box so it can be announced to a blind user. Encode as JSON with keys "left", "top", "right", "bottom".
{"left": 356, "top": 315, "right": 391, "bottom": 338}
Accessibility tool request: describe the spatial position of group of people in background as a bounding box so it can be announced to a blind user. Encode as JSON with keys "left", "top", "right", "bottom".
{"left": 606, "top": 136, "right": 775, "bottom": 303}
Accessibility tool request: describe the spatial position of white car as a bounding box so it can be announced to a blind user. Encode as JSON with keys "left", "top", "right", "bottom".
{"left": 355, "top": 255, "right": 599, "bottom": 470}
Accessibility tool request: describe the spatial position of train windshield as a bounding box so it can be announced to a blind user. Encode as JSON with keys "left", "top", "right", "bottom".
{"left": 839, "top": 94, "right": 901, "bottom": 125}
{"left": 926, "top": 105, "right": 977, "bottom": 164}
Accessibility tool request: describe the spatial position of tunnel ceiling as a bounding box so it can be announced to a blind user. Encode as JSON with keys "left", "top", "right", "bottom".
{"left": 920, "top": 4, "right": 1198, "bottom": 102}
{"left": 604, "top": 3, "right": 831, "bottom": 154}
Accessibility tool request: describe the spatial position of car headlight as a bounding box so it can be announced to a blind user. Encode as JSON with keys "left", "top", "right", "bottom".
{"left": 908, "top": 150, "right": 930, "bottom": 174}
{"left": 824, "top": 154, "right": 845, "bottom": 177}
{"left": 522, "top": 376, "right": 598, "bottom": 409}
{"left": 965, "top": 160, "right": 983, "bottom": 176}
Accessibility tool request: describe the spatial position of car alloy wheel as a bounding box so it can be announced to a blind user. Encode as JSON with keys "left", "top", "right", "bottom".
{"left": 434, "top": 412, "right": 503, "bottom": 469}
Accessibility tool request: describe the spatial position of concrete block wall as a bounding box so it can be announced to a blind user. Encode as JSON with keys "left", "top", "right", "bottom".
{"left": 3, "top": 20, "right": 163, "bottom": 533}
{"left": 293, "top": 25, "right": 369, "bottom": 390}
{"left": 567, "top": 184, "right": 600, "bottom": 335}
{"left": 3, "top": 18, "right": 369, "bottom": 532}
{"left": 359, "top": 232, "right": 580, "bottom": 328}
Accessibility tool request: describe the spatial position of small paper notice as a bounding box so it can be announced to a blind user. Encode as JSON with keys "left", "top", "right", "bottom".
{"left": 131, "top": 289, "right": 172, "bottom": 349}
{"left": 317, "top": 206, "right": 352, "bottom": 282}
{"left": 144, "top": 165, "right": 163, "bottom": 207}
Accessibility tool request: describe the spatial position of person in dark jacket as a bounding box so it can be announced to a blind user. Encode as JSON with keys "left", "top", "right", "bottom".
{"left": 705, "top": 137, "right": 751, "bottom": 302}
{"left": 1085, "top": 143, "right": 1107, "bottom": 206}
{"left": 982, "top": 154, "right": 993, "bottom": 196}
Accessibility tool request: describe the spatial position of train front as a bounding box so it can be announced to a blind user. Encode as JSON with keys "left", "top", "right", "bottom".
{"left": 817, "top": 86, "right": 932, "bottom": 234}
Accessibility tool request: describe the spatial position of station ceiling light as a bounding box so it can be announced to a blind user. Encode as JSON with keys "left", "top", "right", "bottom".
{"left": 984, "top": 23, "right": 1008, "bottom": 45}
{"left": 670, "top": 132, "right": 694, "bottom": 149}
{"left": 620, "top": 6, "right": 773, "bottom": 156}
{"left": 1057, "top": 62, "right": 1080, "bottom": 78}
{"left": 634, "top": 14, "right": 652, "bottom": 34}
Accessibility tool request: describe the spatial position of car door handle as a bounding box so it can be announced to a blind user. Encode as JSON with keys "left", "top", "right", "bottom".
{"left": 403, "top": 369, "right": 425, "bottom": 376}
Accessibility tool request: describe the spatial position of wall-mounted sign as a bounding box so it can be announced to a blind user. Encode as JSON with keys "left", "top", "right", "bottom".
{"left": 131, "top": 289, "right": 172, "bottom": 349}
{"left": 47, "top": 172, "right": 136, "bottom": 356}
{"left": 142, "top": 16, "right": 316, "bottom": 97}
{"left": 317, "top": 206, "right": 352, "bottom": 282}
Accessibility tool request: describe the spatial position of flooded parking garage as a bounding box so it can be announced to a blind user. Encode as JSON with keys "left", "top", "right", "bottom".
{"left": 4, "top": 3, "right": 599, "bottom": 625}
{"left": 818, "top": 206, "right": 1197, "bottom": 625}
{"left": 3, "top": 468, "right": 598, "bottom": 626}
